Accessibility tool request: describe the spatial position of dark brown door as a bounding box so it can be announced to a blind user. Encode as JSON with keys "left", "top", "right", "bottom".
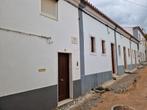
{"left": 58, "top": 53, "right": 69, "bottom": 101}
{"left": 123, "top": 47, "right": 127, "bottom": 69}
{"left": 111, "top": 43, "right": 115, "bottom": 74}
{"left": 134, "top": 51, "right": 137, "bottom": 65}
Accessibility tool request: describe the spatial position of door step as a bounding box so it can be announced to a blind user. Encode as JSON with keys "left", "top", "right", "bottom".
{"left": 125, "top": 68, "right": 137, "bottom": 74}
{"left": 137, "top": 65, "right": 144, "bottom": 69}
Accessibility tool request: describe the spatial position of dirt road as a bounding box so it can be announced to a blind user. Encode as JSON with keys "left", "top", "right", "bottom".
{"left": 91, "top": 67, "right": 147, "bottom": 110}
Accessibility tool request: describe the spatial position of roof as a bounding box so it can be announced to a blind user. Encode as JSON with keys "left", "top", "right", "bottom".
{"left": 82, "top": 0, "right": 139, "bottom": 42}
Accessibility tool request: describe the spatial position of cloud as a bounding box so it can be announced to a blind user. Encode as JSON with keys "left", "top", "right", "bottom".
{"left": 89, "top": 0, "right": 147, "bottom": 33}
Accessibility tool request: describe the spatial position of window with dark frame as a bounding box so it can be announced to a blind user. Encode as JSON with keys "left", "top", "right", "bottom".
{"left": 102, "top": 40, "right": 106, "bottom": 54}
{"left": 90, "top": 37, "right": 96, "bottom": 53}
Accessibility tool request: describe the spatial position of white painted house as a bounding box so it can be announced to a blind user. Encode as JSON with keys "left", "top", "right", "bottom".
{"left": 79, "top": 1, "right": 140, "bottom": 94}
{"left": 0, "top": 0, "right": 146, "bottom": 110}
{"left": 125, "top": 26, "right": 146, "bottom": 63}
{"left": 133, "top": 27, "right": 146, "bottom": 63}
{"left": 0, "top": 0, "right": 81, "bottom": 110}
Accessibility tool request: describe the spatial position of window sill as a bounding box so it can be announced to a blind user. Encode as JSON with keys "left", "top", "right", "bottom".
{"left": 90, "top": 52, "right": 97, "bottom": 56}
{"left": 101, "top": 53, "right": 106, "bottom": 56}
{"left": 40, "top": 12, "right": 58, "bottom": 21}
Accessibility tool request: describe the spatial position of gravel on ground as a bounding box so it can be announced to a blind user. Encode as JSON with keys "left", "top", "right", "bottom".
{"left": 57, "top": 66, "right": 146, "bottom": 110}
{"left": 91, "top": 67, "right": 147, "bottom": 110}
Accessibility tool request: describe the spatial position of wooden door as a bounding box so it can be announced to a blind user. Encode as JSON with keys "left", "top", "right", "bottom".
{"left": 111, "top": 43, "right": 115, "bottom": 74}
{"left": 123, "top": 47, "right": 127, "bottom": 69}
{"left": 134, "top": 51, "right": 137, "bottom": 65}
{"left": 58, "top": 53, "right": 69, "bottom": 101}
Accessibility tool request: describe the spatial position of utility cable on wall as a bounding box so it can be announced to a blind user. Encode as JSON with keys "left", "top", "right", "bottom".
{"left": 0, "top": 27, "right": 51, "bottom": 40}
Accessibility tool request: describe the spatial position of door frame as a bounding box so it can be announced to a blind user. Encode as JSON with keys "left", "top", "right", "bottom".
{"left": 57, "top": 52, "right": 73, "bottom": 102}
{"left": 111, "top": 43, "right": 116, "bottom": 74}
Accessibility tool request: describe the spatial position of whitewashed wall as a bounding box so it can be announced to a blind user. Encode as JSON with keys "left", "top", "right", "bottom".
{"left": 0, "top": 0, "right": 80, "bottom": 97}
{"left": 131, "top": 41, "right": 138, "bottom": 65}
{"left": 125, "top": 27, "right": 146, "bottom": 63}
{"left": 138, "top": 31, "right": 146, "bottom": 62}
{"left": 83, "top": 13, "right": 115, "bottom": 75}
{"left": 116, "top": 33, "right": 131, "bottom": 67}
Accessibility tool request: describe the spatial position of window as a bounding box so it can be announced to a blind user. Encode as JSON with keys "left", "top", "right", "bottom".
{"left": 128, "top": 48, "right": 130, "bottom": 57}
{"left": 41, "top": 0, "right": 58, "bottom": 19}
{"left": 138, "top": 33, "right": 141, "bottom": 41}
{"left": 118, "top": 45, "right": 121, "bottom": 56}
{"left": 101, "top": 40, "right": 106, "bottom": 54}
{"left": 90, "top": 37, "right": 96, "bottom": 53}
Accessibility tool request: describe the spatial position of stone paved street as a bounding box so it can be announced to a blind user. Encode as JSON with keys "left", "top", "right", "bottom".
{"left": 59, "top": 67, "right": 145, "bottom": 110}
{"left": 91, "top": 67, "right": 147, "bottom": 110}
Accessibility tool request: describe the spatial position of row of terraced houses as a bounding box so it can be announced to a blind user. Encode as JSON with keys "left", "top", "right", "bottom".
{"left": 0, "top": 0, "right": 146, "bottom": 110}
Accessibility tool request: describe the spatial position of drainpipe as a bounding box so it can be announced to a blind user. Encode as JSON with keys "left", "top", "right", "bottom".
{"left": 79, "top": 0, "right": 85, "bottom": 95}
{"left": 114, "top": 26, "right": 119, "bottom": 75}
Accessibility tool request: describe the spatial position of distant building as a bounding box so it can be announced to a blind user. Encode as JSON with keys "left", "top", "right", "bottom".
{"left": 125, "top": 26, "right": 146, "bottom": 63}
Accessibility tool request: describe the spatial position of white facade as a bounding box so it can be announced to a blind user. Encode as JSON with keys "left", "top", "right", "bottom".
{"left": 131, "top": 41, "right": 138, "bottom": 65}
{"left": 116, "top": 33, "right": 131, "bottom": 67}
{"left": 83, "top": 13, "right": 115, "bottom": 75}
{"left": 0, "top": 0, "right": 80, "bottom": 97}
{"left": 82, "top": 5, "right": 139, "bottom": 77}
{"left": 138, "top": 30, "right": 146, "bottom": 62}
{"left": 79, "top": 2, "right": 141, "bottom": 94}
{"left": 0, "top": 0, "right": 146, "bottom": 110}
{"left": 125, "top": 27, "right": 146, "bottom": 63}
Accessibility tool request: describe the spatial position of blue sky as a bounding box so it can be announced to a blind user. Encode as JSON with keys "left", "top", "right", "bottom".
{"left": 89, "top": 0, "right": 147, "bottom": 32}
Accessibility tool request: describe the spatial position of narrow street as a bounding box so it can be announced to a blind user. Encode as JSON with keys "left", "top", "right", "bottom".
{"left": 91, "top": 67, "right": 147, "bottom": 110}
{"left": 0, "top": 1, "right": 147, "bottom": 110}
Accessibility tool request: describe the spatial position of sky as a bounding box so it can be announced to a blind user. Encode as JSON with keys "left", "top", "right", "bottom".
{"left": 89, "top": 0, "right": 147, "bottom": 33}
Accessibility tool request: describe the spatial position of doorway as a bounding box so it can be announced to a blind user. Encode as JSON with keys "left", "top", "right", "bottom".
{"left": 123, "top": 47, "right": 127, "bottom": 69}
{"left": 111, "top": 43, "right": 116, "bottom": 74}
{"left": 134, "top": 50, "right": 137, "bottom": 65}
{"left": 58, "top": 53, "right": 70, "bottom": 101}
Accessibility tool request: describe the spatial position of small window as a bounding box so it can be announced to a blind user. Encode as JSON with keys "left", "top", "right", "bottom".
{"left": 101, "top": 40, "right": 106, "bottom": 54}
{"left": 118, "top": 45, "right": 121, "bottom": 56}
{"left": 128, "top": 48, "right": 130, "bottom": 57}
{"left": 41, "top": 0, "right": 58, "bottom": 19}
{"left": 90, "top": 37, "right": 96, "bottom": 53}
